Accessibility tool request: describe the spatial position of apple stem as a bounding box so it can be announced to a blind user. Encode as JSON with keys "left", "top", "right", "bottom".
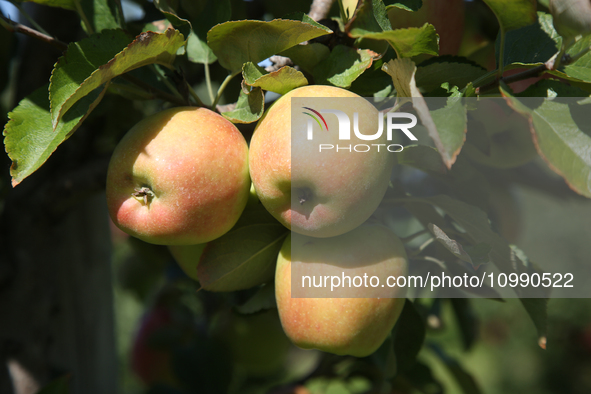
{"left": 132, "top": 187, "right": 155, "bottom": 206}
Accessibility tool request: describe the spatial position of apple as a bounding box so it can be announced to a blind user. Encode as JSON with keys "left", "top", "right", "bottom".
{"left": 275, "top": 224, "right": 408, "bottom": 357}
{"left": 463, "top": 100, "right": 537, "bottom": 169}
{"left": 388, "top": 0, "right": 466, "bottom": 56}
{"left": 106, "top": 107, "right": 250, "bottom": 245}
{"left": 549, "top": 0, "right": 591, "bottom": 40}
{"left": 168, "top": 243, "right": 206, "bottom": 281}
{"left": 249, "top": 85, "right": 396, "bottom": 238}
{"left": 212, "top": 309, "right": 292, "bottom": 377}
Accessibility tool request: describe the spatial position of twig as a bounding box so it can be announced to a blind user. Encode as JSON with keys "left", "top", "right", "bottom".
{"left": 7, "top": 0, "right": 50, "bottom": 36}
{"left": 2, "top": 13, "right": 192, "bottom": 107}
{"left": 0, "top": 14, "right": 67, "bottom": 51}
{"left": 475, "top": 60, "right": 553, "bottom": 95}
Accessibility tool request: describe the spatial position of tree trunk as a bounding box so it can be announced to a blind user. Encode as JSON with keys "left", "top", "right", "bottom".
{"left": 0, "top": 3, "right": 118, "bottom": 393}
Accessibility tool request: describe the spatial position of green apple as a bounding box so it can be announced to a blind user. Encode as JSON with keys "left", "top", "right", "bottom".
{"left": 249, "top": 85, "right": 396, "bottom": 238}
{"left": 106, "top": 107, "right": 250, "bottom": 245}
{"left": 168, "top": 243, "right": 206, "bottom": 281}
{"left": 388, "top": 0, "right": 466, "bottom": 56}
{"left": 275, "top": 224, "right": 408, "bottom": 357}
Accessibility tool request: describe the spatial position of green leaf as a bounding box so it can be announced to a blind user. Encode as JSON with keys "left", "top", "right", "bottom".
{"left": 483, "top": 0, "right": 537, "bottom": 32}
{"left": 511, "top": 251, "right": 551, "bottom": 349}
{"left": 464, "top": 243, "right": 492, "bottom": 269}
{"left": 429, "top": 97, "right": 467, "bottom": 166}
{"left": 350, "top": 23, "right": 439, "bottom": 58}
{"left": 384, "top": 0, "right": 422, "bottom": 12}
{"left": 313, "top": 45, "right": 375, "bottom": 88}
{"left": 417, "top": 195, "right": 510, "bottom": 272}
{"left": 382, "top": 58, "right": 466, "bottom": 169}
{"left": 404, "top": 362, "right": 443, "bottom": 393}
{"left": 516, "top": 79, "right": 590, "bottom": 97}
{"left": 279, "top": 43, "right": 331, "bottom": 73}
{"left": 502, "top": 94, "right": 591, "bottom": 198}
{"left": 396, "top": 145, "right": 447, "bottom": 174}
{"left": 500, "top": 12, "right": 591, "bottom": 86}
{"left": 207, "top": 13, "right": 332, "bottom": 73}
{"left": 79, "top": 0, "right": 124, "bottom": 32}
{"left": 383, "top": 57, "right": 419, "bottom": 98}
{"left": 499, "top": 12, "right": 560, "bottom": 68}
{"left": 197, "top": 204, "right": 288, "bottom": 292}
{"left": 37, "top": 375, "right": 70, "bottom": 394}
{"left": 384, "top": 0, "right": 423, "bottom": 12}
{"left": 372, "top": 336, "right": 397, "bottom": 379}
{"left": 417, "top": 194, "right": 551, "bottom": 332}
{"left": 429, "top": 344, "right": 483, "bottom": 394}
{"left": 561, "top": 35, "right": 591, "bottom": 82}
{"left": 13, "top": 0, "right": 75, "bottom": 10}
{"left": 221, "top": 86, "right": 265, "bottom": 124}
{"left": 349, "top": 59, "right": 394, "bottom": 97}
{"left": 347, "top": 0, "right": 392, "bottom": 35}
{"left": 186, "top": 0, "right": 231, "bottom": 64}
{"left": 393, "top": 300, "right": 425, "bottom": 372}
{"left": 49, "top": 29, "right": 185, "bottom": 129}
{"left": 520, "top": 297, "right": 549, "bottom": 348}
{"left": 235, "top": 283, "right": 276, "bottom": 314}
{"left": 152, "top": 0, "right": 192, "bottom": 42}
{"left": 242, "top": 63, "right": 308, "bottom": 95}
{"left": 427, "top": 224, "right": 480, "bottom": 266}
{"left": 307, "top": 377, "right": 371, "bottom": 394}
{"left": 416, "top": 57, "right": 487, "bottom": 93}
{"left": 3, "top": 82, "right": 107, "bottom": 186}
{"left": 450, "top": 298, "right": 479, "bottom": 351}
{"left": 242, "top": 62, "right": 268, "bottom": 84}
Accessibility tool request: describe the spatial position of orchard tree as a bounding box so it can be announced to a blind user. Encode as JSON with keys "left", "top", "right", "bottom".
{"left": 1, "top": 0, "right": 591, "bottom": 393}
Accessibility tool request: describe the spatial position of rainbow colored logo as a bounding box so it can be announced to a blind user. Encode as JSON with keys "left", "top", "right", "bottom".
{"left": 302, "top": 107, "right": 328, "bottom": 131}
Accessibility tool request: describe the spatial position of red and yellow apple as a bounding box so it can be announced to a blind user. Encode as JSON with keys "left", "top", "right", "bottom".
{"left": 131, "top": 304, "right": 178, "bottom": 387}
{"left": 106, "top": 107, "right": 250, "bottom": 245}
{"left": 388, "top": 0, "right": 466, "bottom": 56}
{"left": 275, "top": 224, "right": 408, "bottom": 357}
{"left": 549, "top": 0, "right": 591, "bottom": 40}
{"left": 249, "top": 85, "right": 395, "bottom": 238}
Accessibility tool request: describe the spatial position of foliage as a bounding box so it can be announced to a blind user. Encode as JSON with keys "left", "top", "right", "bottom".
{"left": 1, "top": 0, "right": 591, "bottom": 393}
